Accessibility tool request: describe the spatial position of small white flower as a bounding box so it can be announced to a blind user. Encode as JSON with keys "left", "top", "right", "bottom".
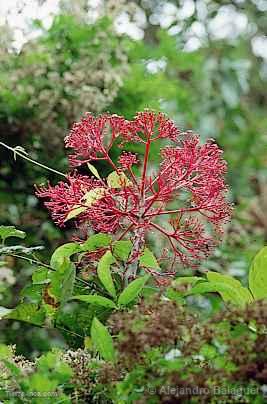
{"left": 164, "top": 349, "right": 182, "bottom": 360}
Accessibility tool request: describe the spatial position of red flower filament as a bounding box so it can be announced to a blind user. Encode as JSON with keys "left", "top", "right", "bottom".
{"left": 36, "top": 111, "right": 232, "bottom": 275}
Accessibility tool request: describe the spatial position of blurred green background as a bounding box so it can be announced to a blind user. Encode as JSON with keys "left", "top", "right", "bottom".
{"left": 0, "top": 0, "right": 266, "bottom": 355}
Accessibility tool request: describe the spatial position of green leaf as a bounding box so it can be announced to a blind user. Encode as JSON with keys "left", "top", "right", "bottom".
{"left": 139, "top": 248, "right": 160, "bottom": 269}
{"left": 97, "top": 251, "right": 116, "bottom": 298}
{"left": 0, "top": 306, "right": 12, "bottom": 319}
{"left": 50, "top": 242, "right": 81, "bottom": 269}
{"left": 49, "top": 259, "right": 75, "bottom": 305}
{"left": 249, "top": 247, "right": 267, "bottom": 300}
{"left": 28, "top": 373, "right": 58, "bottom": 392}
{"left": 186, "top": 281, "right": 250, "bottom": 308}
{"left": 165, "top": 288, "right": 185, "bottom": 304}
{"left": 2, "top": 359, "right": 22, "bottom": 377}
{"left": 0, "top": 225, "right": 25, "bottom": 243}
{"left": 172, "top": 276, "right": 202, "bottom": 287}
{"left": 65, "top": 206, "right": 87, "bottom": 221}
{"left": 20, "top": 284, "right": 43, "bottom": 303}
{"left": 107, "top": 171, "right": 131, "bottom": 188}
{"left": 0, "top": 344, "right": 13, "bottom": 359}
{"left": 84, "top": 336, "right": 92, "bottom": 350}
{"left": 199, "top": 344, "right": 217, "bottom": 359}
{"left": 83, "top": 187, "right": 106, "bottom": 206}
{"left": 112, "top": 240, "right": 132, "bottom": 261}
{"left": 91, "top": 317, "right": 115, "bottom": 362}
{"left": 70, "top": 295, "right": 116, "bottom": 308}
{"left": 166, "top": 276, "right": 205, "bottom": 304}
{"left": 37, "top": 351, "right": 73, "bottom": 383}
{"left": 118, "top": 275, "right": 150, "bottom": 306}
{"left": 60, "top": 263, "right": 75, "bottom": 306}
{"left": 81, "top": 233, "right": 112, "bottom": 252}
{"left": 207, "top": 271, "right": 254, "bottom": 304}
{"left": 32, "top": 267, "right": 50, "bottom": 285}
{"left": 4, "top": 303, "right": 45, "bottom": 325}
{"left": 207, "top": 271, "right": 241, "bottom": 288}
{"left": 87, "top": 162, "right": 101, "bottom": 179}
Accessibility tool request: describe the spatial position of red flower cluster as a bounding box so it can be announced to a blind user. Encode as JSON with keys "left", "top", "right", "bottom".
{"left": 36, "top": 111, "right": 232, "bottom": 274}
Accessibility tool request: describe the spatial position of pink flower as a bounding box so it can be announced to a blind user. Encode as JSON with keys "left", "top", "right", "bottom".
{"left": 35, "top": 172, "right": 103, "bottom": 227}
{"left": 119, "top": 152, "right": 139, "bottom": 170}
{"left": 65, "top": 113, "right": 130, "bottom": 167}
{"left": 127, "top": 110, "right": 180, "bottom": 143}
{"left": 37, "top": 110, "right": 232, "bottom": 275}
{"left": 65, "top": 113, "right": 107, "bottom": 166}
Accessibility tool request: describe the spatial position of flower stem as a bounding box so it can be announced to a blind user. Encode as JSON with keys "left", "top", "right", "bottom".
{"left": 144, "top": 206, "right": 203, "bottom": 218}
{"left": 129, "top": 167, "right": 139, "bottom": 187}
{"left": 141, "top": 139, "right": 151, "bottom": 199}
{"left": 124, "top": 226, "right": 145, "bottom": 286}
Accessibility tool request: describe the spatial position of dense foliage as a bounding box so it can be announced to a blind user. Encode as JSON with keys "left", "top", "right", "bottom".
{"left": 1, "top": 296, "right": 267, "bottom": 402}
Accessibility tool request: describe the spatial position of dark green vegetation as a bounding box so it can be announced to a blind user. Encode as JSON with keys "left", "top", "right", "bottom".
{"left": 0, "top": 1, "right": 266, "bottom": 403}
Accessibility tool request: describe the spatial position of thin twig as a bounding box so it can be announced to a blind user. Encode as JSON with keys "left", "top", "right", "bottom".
{"left": 55, "top": 325, "right": 84, "bottom": 339}
{"left": 3, "top": 252, "right": 91, "bottom": 288}
{"left": 0, "top": 142, "right": 66, "bottom": 178}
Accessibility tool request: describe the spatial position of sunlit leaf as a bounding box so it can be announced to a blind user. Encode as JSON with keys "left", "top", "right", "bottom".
{"left": 50, "top": 242, "right": 80, "bottom": 269}
{"left": 186, "top": 281, "right": 250, "bottom": 308}
{"left": 207, "top": 271, "right": 253, "bottom": 304}
{"left": 64, "top": 188, "right": 106, "bottom": 222}
{"left": 118, "top": 275, "right": 150, "bottom": 306}
{"left": 0, "top": 344, "right": 13, "bottom": 359}
{"left": 81, "top": 233, "right": 112, "bottom": 252}
{"left": 65, "top": 206, "right": 87, "bottom": 221}
{"left": 87, "top": 162, "right": 101, "bottom": 179}
{"left": 32, "top": 267, "right": 50, "bottom": 285}
{"left": 107, "top": 171, "right": 131, "bottom": 188}
{"left": 83, "top": 187, "right": 106, "bottom": 206}
{"left": 139, "top": 247, "right": 160, "bottom": 269}
{"left": 0, "top": 226, "right": 25, "bottom": 243}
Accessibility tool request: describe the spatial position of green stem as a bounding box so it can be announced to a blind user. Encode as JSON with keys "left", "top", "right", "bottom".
{"left": 3, "top": 252, "right": 90, "bottom": 287}
{"left": 0, "top": 142, "right": 66, "bottom": 178}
